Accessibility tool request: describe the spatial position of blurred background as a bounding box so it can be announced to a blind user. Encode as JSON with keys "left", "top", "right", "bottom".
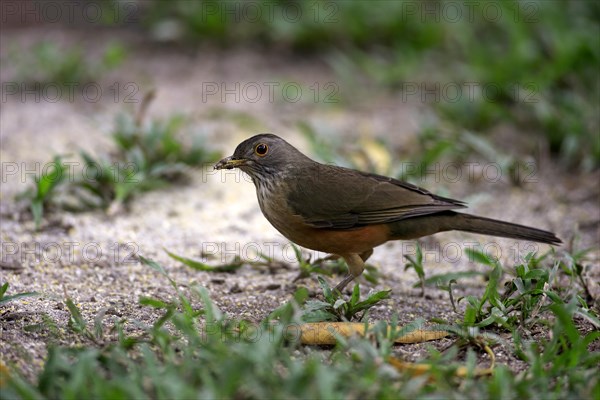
{"left": 1, "top": 0, "right": 598, "bottom": 238}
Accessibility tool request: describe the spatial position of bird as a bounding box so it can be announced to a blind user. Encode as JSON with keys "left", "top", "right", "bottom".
{"left": 214, "top": 134, "right": 561, "bottom": 291}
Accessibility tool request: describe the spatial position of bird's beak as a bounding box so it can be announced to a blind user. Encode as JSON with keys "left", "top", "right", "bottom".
{"left": 214, "top": 156, "right": 246, "bottom": 170}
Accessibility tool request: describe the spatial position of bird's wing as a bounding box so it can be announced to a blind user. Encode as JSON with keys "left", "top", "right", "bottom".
{"left": 286, "top": 164, "right": 466, "bottom": 229}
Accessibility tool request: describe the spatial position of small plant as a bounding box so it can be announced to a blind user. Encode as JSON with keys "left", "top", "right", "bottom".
{"left": 289, "top": 243, "right": 344, "bottom": 282}
{"left": 73, "top": 92, "right": 220, "bottom": 212}
{"left": 16, "top": 155, "right": 67, "bottom": 230}
{"left": 165, "top": 248, "right": 243, "bottom": 273}
{"left": 113, "top": 95, "right": 220, "bottom": 171}
{"left": 457, "top": 248, "right": 599, "bottom": 333}
{"left": 404, "top": 242, "right": 426, "bottom": 296}
{"left": 460, "top": 248, "right": 506, "bottom": 328}
{"left": 559, "top": 244, "right": 595, "bottom": 303}
{"left": 425, "top": 271, "right": 486, "bottom": 313}
{"left": 74, "top": 150, "right": 155, "bottom": 211}
{"left": 65, "top": 298, "right": 106, "bottom": 344}
{"left": 0, "top": 283, "right": 38, "bottom": 306}
{"left": 301, "top": 277, "right": 391, "bottom": 322}
{"left": 17, "top": 93, "right": 221, "bottom": 226}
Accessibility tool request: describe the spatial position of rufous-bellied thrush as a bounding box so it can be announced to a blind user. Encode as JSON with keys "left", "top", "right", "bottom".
{"left": 215, "top": 134, "right": 561, "bottom": 290}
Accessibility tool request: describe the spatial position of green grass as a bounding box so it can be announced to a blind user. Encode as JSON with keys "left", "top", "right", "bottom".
{"left": 2, "top": 247, "right": 598, "bottom": 399}
{"left": 0, "top": 283, "right": 38, "bottom": 306}
{"left": 165, "top": 248, "right": 244, "bottom": 273}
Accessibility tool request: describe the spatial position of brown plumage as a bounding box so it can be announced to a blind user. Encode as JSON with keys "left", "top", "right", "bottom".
{"left": 215, "top": 134, "right": 561, "bottom": 290}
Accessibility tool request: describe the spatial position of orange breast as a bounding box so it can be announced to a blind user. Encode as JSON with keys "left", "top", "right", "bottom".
{"left": 281, "top": 223, "right": 392, "bottom": 255}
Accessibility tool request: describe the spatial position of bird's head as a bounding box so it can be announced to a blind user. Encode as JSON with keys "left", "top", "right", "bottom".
{"left": 214, "top": 134, "right": 310, "bottom": 181}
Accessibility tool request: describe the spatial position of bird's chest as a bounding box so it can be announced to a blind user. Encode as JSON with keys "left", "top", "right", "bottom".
{"left": 254, "top": 179, "right": 309, "bottom": 243}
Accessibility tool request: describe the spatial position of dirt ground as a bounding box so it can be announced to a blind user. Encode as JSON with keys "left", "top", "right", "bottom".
{"left": 1, "top": 27, "right": 599, "bottom": 380}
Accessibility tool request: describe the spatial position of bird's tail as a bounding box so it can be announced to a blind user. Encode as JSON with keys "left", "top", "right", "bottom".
{"left": 389, "top": 211, "right": 561, "bottom": 245}
{"left": 442, "top": 212, "right": 561, "bottom": 245}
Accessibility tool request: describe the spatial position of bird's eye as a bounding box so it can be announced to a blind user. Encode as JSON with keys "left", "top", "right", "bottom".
{"left": 255, "top": 143, "right": 269, "bottom": 156}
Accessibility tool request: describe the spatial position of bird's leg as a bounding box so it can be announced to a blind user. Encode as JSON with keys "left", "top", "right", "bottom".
{"left": 334, "top": 274, "right": 356, "bottom": 292}
{"left": 359, "top": 249, "right": 373, "bottom": 262}
{"left": 334, "top": 253, "right": 365, "bottom": 292}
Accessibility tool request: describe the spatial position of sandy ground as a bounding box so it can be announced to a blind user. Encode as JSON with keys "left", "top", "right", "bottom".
{"left": 1, "top": 26, "right": 599, "bottom": 379}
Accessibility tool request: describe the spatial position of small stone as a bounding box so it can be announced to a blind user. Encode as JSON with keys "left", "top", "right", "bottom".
{"left": 229, "top": 283, "right": 243, "bottom": 293}
{"left": 264, "top": 283, "right": 280, "bottom": 290}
